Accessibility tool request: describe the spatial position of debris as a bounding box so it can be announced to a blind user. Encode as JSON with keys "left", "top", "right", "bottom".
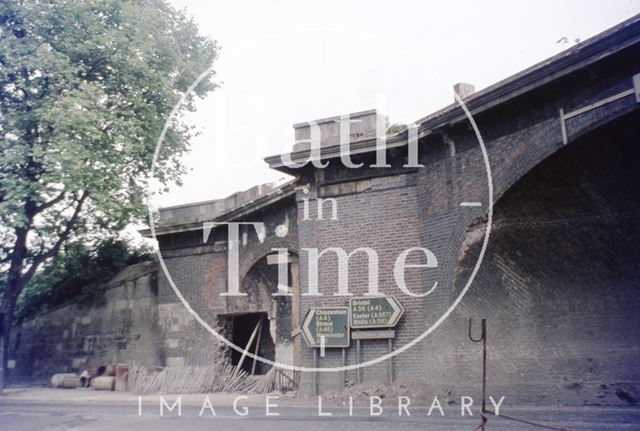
{"left": 127, "top": 363, "right": 165, "bottom": 394}
{"left": 104, "top": 362, "right": 117, "bottom": 377}
{"left": 127, "top": 361, "right": 297, "bottom": 395}
{"left": 114, "top": 363, "right": 128, "bottom": 392}
{"left": 233, "top": 317, "right": 262, "bottom": 377}
{"left": 126, "top": 320, "right": 298, "bottom": 395}
{"left": 251, "top": 316, "right": 264, "bottom": 375}
{"left": 251, "top": 367, "right": 298, "bottom": 394}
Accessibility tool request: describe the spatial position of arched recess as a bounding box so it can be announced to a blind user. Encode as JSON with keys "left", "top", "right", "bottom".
{"left": 451, "top": 109, "right": 640, "bottom": 406}
{"left": 220, "top": 250, "right": 301, "bottom": 374}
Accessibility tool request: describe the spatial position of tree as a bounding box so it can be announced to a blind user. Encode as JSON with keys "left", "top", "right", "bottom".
{"left": 14, "top": 237, "right": 153, "bottom": 323}
{"left": 0, "top": 0, "right": 218, "bottom": 389}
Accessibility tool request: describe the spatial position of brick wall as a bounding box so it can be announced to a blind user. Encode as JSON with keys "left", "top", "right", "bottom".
{"left": 292, "top": 49, "right": 640, "bottom": 403}
{"left": 146, "top": 38, "right": 640, "bottom": 406}
{"left": 439, "top": 111, "right": 640, "bottom": 406}
{"left": 155, "top": 198, "right": 298, "bottom": 369}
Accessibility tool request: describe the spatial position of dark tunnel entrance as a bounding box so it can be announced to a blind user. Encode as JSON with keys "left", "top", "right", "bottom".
{"left": 453, "top": 110, "right": 640, "bottom": 405}
{"left": 229, "top": 312, "right": 274, "bottom": 375}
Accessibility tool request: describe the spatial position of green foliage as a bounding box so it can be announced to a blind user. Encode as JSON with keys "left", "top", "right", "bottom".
{"left": 14, "top": 238, "right": 153, "bottom": 322}
{"left": 386, "top": 123, "right": 407, "bottom": 135}
{"left": 0, "top": 0, "right": 218, "bottom": 258}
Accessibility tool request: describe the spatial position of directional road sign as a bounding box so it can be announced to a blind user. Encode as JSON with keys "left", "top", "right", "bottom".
{"left": 349, "top": 296, "right": 404, "bottom": 329}
{"left": 302, "top": 307, "right": 350, "bottom": 348}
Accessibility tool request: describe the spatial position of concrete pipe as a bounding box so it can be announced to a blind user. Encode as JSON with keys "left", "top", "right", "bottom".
{"left": 60, "top": 375, "right": 83, "bottom": 389}
{"left": 50, "top": 373, "right": 78, "bottom": 388}
{"left": 91, "top": 376, "right": 115, "bottom": 391}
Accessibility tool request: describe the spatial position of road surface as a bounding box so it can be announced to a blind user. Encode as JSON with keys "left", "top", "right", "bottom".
{"left": 0, "top": 388, "right": 638, "bottom": 430}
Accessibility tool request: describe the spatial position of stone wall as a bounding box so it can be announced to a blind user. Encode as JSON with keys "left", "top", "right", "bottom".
{"left": 8, "top": 261, "right": 160, "bottom": 383}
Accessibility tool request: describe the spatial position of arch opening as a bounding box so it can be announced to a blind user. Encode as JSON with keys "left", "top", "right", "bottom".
{"left": 218, "top": 250, "right": 300, "bottom": 375}
{"left": 453, "top": 110, "right": 640, "bottom": 405}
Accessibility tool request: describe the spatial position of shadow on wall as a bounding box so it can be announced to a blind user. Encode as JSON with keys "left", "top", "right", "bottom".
{"left": 453, "top": 110, "right": 640, "bottom": 406}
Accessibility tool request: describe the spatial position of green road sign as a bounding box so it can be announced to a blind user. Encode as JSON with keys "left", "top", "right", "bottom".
{"left": 302, "top": 307, "right": 350, "bottom": 348}
{"left": 349, "top": 296, "right": 405, "bottom": 329}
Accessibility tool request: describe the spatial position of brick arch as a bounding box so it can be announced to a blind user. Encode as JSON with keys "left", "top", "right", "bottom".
{"left": 452, "top": 108, "right": 640, "bottom": 281}
{"left": 238, "top": 239, "right": 298, "bottom": 283}
{"left": 450, "top": 105, "right": 640, "bottom": 260}
{"left": 446, "top": 109, "right": 640, "bottom": 405}
{"left": 490, "top": 89, "right": 639, "bottom": 207}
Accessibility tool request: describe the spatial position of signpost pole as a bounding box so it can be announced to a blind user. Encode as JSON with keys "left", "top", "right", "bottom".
{"left": 356, "top": 339, "right": 362, "bottom": 384}
{"left": 341, "top": 348, "right": 346, "bottom": 390}
{"left": 313, "top": 348, "right": 318, "bottom": 396}
{"left": 388, "top": 338, "right": 394, "bottom": 385}
{"left": 302, "top": 307, "right": 350, "bottom": 396}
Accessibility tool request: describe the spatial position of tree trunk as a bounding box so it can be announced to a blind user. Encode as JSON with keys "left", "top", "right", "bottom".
{"left": 0, "top": 195, "right": 86, "bottom": 392}
{"left": 0, "top": 227, "right": 29, "bottom": 392}
{"left": 1, "top": 277, "right": 22, "bottom": 392}
{"left": 0, "top": 289, "right": 18, "bottom": 392}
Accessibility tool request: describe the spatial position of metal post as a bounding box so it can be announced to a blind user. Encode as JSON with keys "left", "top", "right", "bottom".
{"left": 481, "top": 319, "right": 487, "bottom": 429}
{"left": 356, "top": 339, "right": 362, "bottom": 384}
{"left": 388, "top": 338, "right": 394, "bottom": 385}
{"left": 341, "top": 348, "right": 346, "bottom": 391}
{"left": 469, "top": 318, "right": 487, "bottom": 431}
{"left": 313, "top": 348, "right": 318, "bottom": 396}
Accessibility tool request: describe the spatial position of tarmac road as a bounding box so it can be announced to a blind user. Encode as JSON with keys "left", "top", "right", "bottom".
{"left": 0, "top": 388, "right": 639, "bottom": 431}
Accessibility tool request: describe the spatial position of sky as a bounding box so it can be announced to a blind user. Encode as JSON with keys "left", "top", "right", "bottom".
{"left": 157, "top": 0, "right": 640, "bottom": 208}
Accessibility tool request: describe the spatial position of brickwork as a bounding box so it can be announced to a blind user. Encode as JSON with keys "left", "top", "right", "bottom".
{"left": 290, "top": 42, "right": 640, "bottom": 400}
{"left": 155, "top": 198, "right": 298, "bottom": 368}
{"left": 144, "top": 34, "right": 639, "bottom": 404}
{"left": 442, "top": 112, "right": 640, "bottom": 405}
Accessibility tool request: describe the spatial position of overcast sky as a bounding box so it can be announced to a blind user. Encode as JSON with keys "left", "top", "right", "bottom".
{"left": 157, "top": 0, "right": 640, "bottom": 208}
